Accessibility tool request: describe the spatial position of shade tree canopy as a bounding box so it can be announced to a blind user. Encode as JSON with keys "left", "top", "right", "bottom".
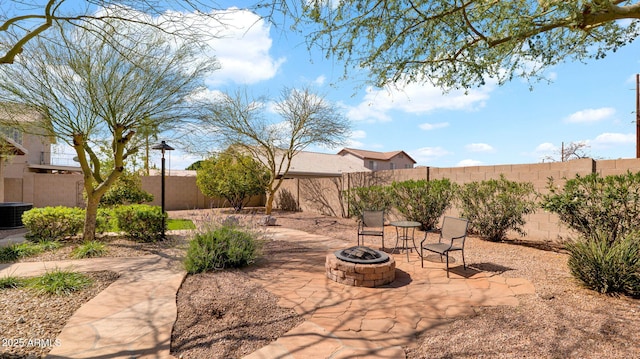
{"left": 0, "top": 19, "right": 216, "bottom": 240}
{"left": 290, "top": 0, "right": 640, "bottom": 89}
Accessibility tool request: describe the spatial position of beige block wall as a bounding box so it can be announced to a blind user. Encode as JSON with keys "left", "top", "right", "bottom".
{"left": 276, "top": 158, "right": 640, "bottom": 243}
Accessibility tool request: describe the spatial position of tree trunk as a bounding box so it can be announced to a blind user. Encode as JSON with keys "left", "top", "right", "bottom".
{"left": 0, "top": 157, "right": 5, "bottom": 203}
{"left": 83, "top": 194, "right": 100, "bottom": 242}
{"left": 265, "top": 189, "right": 275, "bottom": 215}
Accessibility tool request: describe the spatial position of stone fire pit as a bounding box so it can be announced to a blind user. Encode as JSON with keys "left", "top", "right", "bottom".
{"left": 325, "top": 246, "right": 396, "bottom": 287}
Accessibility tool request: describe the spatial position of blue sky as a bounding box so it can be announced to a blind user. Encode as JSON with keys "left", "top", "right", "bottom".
{"left": 48, "top": 4, "right": 640, "bottom": 170}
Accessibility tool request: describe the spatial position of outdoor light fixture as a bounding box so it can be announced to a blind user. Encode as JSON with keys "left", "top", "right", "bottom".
{"left": 152, "top": 140, "right": 174, "bottom": 238}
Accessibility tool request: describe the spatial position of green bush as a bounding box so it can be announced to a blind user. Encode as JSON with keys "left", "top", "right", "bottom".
{"left": 458, "top": 175, "right": 538, "bottom": 241}
{"left": 72, "top": 241, "right": 108, "bottom": 259}
{"left": 567, "top": 232, "right": 640, "bottom": 296}
{"left": 100, "top": 171, "right": 154, "bottom": 207}
{"left": 184, "top": 225, "right": 261, "bottom": 273}
{"left": 22, "top": 206, "right": 85, "bottom": 241}
{"left": 343, "top": 185, "right": 393, "bottom": 219}
{"left": 114, "top": 204, "right": 165, "bottom": 242}
{"left": 390, "top": 179, "right": 457, "bottom": 230}
{"left": 22, "top": 206, "right": 112, "bottom": 241}
{"left": 27, "top": 268, "right": 92, "bottom": 296}
{"left": 542, "top": 171, "right": 640, "bottom": 243}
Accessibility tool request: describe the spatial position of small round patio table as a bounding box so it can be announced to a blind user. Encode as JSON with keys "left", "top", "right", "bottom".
{"left": 390, "top": 220, "right": 421, "bottom": 261}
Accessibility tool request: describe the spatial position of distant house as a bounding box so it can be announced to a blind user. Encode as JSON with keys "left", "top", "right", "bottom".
{"left": 337, "top": 148, "right": 416, "bottom": 171}
{"left": 0, "top": 106, "right": 80, "bottom": 202}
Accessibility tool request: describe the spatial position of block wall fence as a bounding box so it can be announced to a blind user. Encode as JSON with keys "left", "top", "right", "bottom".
{"left": 275, "top": 158, "right": 640, "bottom": 242}
{"left": 4, "top": 173, "right": 264, "bottom": 211}
{"left": 5, "top": 157, "right": 640, "bottom": 242}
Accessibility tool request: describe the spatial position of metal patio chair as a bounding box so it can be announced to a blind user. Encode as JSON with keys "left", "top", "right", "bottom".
{"left": 357, "top": 210, "right": 385, "bottom": 249}
{"left": 420, "top": 216, "right": 469, "bottom": 277}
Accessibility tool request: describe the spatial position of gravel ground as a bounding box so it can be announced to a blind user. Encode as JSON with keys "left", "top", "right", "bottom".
{"left": 2, "top": 209, "right": 640, "bottom": 359}
{"left": 0, "top": 271, "right": 119, "bottom": 359}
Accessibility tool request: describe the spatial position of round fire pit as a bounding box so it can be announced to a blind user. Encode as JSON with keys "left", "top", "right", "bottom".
{"left": 326, "top": 246, "right": 396, "bottom": 287}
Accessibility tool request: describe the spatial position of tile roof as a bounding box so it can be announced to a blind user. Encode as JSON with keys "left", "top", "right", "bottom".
{"left": 338, "top": 148, "right": 416, "bottom": 163}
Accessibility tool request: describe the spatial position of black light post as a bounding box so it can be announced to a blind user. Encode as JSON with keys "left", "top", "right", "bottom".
{"left": 152, "top": 140, "right": 174, "bottom": 238}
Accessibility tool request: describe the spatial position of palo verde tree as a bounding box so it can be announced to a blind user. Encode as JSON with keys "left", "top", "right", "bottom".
{"left": 0, "top": 20, "right": 215, "bottom": 241}
{"left": 290, "top": 1, "right": 640, "bottom": 89}
{"left": 0, "top": 1, "right": 245, "bottom": 65}
{"left": 196, "top": 148, "right": 270, "bottom": 212}
{"left": 201, "top": 87, "right": 350, "bottom": 214}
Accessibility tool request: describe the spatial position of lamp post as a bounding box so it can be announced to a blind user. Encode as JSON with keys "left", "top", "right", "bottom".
{"left": 152, "top": 140, "right": 174, "bottom": 238}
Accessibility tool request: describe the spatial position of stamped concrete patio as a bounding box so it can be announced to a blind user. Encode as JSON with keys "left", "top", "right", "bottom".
{"left": 0, "top": 227, "right": 534, "bottom": 359}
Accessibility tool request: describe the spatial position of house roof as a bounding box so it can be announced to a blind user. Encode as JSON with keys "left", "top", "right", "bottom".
{"left": 337, "top": 148, "right": 416, "bottom": 164}
{"left": 0, "top": 135, "right": 28, "bottom": 156}
{"left": 285, "top": 150, "right": 371, "bottom": 177}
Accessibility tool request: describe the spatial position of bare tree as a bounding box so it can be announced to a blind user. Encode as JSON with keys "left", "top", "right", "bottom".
{"left": 201, "top": 87, "right": 351, "bottom": 214}
{"left": 0, "top": 19, "right": 216, "bottom": 240}
{"left": 543, "top": 141, "right": 592, "bottom": 162}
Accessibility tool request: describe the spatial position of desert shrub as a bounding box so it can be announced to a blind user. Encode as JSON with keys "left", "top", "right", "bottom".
{"left": 114, "top": 204, "right": 165, "bottom": 242}
{"left": 100, "top": 171, "right": 154, "bottom": 207}
{"left": 390, "top": 179, "right": 457, "bottom": 230}
{"left": 343, "top": 185, "right": 393, "bottom": 219}
{"left": 72, "top": 241, "right": 108, "bottom": 259}
{"left": 27, "top": 269, "right": 92, "bottom": 296}
{"left": 458, "top": 175, "right": 537, "bottom": 241}
{"left": 184, "top": 225, "right": 261, "bottom": 273}
{"left": 542, "top": 171, "right": 640, "bottom": 243}
{"left": 276, "top": 188, "right": 299, "bottom": 212}
{"left": 22, "top": 206, "right": 85, "bottom": 241}
{"left": 567, "top": 232, "right": 640, "bottom": 296}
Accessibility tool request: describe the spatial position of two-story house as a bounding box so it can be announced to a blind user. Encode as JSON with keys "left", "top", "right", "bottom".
{"left": 337, "top": 148, "right": 416, "bottom": 171}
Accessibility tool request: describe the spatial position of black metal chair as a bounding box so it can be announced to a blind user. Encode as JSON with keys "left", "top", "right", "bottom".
{"left": 420, "top": 216, "right": 469, "bottom": 277}
{"left": 357, "top": 210, "right": 385, "bottom": 249}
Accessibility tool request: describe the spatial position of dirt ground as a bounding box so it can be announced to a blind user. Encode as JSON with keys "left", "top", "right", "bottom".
{"left": 2, "top": 209, "right": 640, "bottom": 358}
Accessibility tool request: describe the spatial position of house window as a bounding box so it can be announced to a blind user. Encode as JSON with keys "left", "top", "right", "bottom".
{"left": 369, "top": 160, "right": 378, "bottom": 170}
{"left": 0, "top": 126, "right": 22, "bottom": 144}
{"left": 390, "top": 163, "right": 396, "bottom": 170}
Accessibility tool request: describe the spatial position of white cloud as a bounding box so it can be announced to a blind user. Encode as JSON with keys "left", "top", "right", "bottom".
{"left": 314, "top": 75, "right": 326, "bottom": 86}
{"left": 350, "top": 130, "right": 367, "bottom": 139}
{"left": 195, "top": 9, "right": 286, "bottom": 85}
{"left": 564, "top": 107, "right": 616, "bottom": 123}
{"left": 345, "top": 78, "right": 494, "bottom": 123}
{"left": 419, "top": 122, "right": 449, "bottom": 131}
{"left": 535, "top": 142, "right": 558, "bottom": 152}
{"left": 465, "top": 143, "right": 495, "bottom": 153}
{"left": 408, "top": 147, "right": 451, "bottom": 165}
{"left": 457, "top": 159, "right": 483, "bottom": 167}
{"left": 591, "top": 132, "right": 635, "bottom": 147}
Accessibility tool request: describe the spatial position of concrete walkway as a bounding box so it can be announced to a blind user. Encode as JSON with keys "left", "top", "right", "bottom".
{"left": 0, "top": 227, "right": 535, "bottom": 359}
{"left": 0, "top": 255, "right": 185, "bottom": 359}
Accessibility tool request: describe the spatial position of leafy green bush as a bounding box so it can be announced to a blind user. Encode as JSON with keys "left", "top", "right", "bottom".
{"left": 72, "top": 241, "right": 108, "bottom": 259}
{"left": 22, "top": 206, "right": 112, "bottom": 241}
{"left": 27, "top": 269, "right": 92, "bottom": 296}
{"left": 390, "top": 179, "right": 457, "bottom": 230}
{"left": 22, "top": 206, "right": 85, "bottom": 241}
{"left": 458, "top": 175, "right": 537, "bottom": 241}
{"left": 184, "top": 225, "right": 261, "bottom": 273}
{"left": 567, "top": 232, "right": 640, "bottom": 296}
{"left": 114, "top": 204, "right": 165, "bottom": 242}
{"left": 100, "top": 171, "right": 154, "bottom": 207}
{"left": 343, "top": 185, "right": 393, "bottom": 219}
{"left": 542, "top": 171, "right": 640, "bottom": 243}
